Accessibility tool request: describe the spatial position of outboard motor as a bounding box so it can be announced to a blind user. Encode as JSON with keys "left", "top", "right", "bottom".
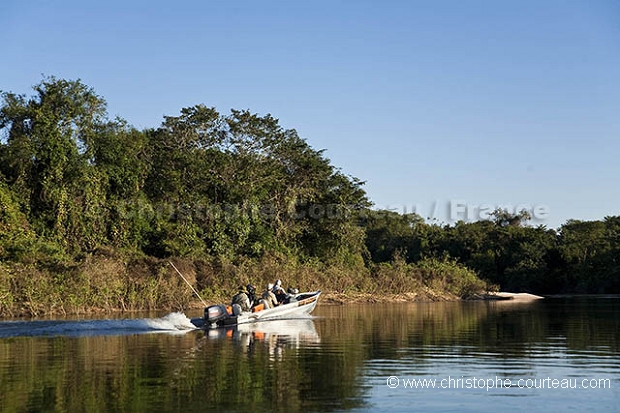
{"left": 205, "top": 304, "right": 229, "bottom": 324}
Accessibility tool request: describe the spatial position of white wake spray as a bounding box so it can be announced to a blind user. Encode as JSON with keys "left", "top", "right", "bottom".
{"left": 0, "top": 312, "right": 198, "bottom": 338}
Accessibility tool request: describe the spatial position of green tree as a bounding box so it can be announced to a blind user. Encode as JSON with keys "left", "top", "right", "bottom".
{"left": 362, "top": 210, "right": 423, "bottom": 263}
{"left": 89, "top": 121, "right": 152, "bottom": 250}
{"left": 0, "top": 77, "right": 109, "bottom": 253}
{"left": 557, "top": 218, "right": 619, "bottom": 293}
{"left": 0, "top": 180, "right": 37, "bottom": 261}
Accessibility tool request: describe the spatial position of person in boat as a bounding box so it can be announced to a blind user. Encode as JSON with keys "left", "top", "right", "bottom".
{"left": 278, "top": 287, "right": 299, "bottom": 304}
{"left": 246, "top": 284, "right": 258, "bottom": 307}
{"left": 272, "top": 279, "right": 287, "bottom": 303}
{"left": 231, "top": 286, "right": 251, "bottom": 312}
{"left": 262, "top": 283, "right": 278, "bottom": 308}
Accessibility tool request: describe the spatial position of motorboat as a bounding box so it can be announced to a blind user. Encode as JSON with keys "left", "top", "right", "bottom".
{"left": 191, "top": 290, "right": 321, "bottom": 329}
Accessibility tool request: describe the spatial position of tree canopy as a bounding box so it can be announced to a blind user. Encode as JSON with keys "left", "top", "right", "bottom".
{"left": 1, "top": 77, "right": 618, "bottom": 297}
{"left": 0, "top": 77, "right": 369, "bottom": 263}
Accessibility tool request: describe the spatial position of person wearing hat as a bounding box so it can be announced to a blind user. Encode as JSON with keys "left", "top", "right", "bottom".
{"left": 272, "top": 279, "right": 286, "bottom": 303}
{"left": 262, "top": 283, "right": 278, "bottom": 308}
{"left": 231, "top": 286, "right": 251, "bottom": 311}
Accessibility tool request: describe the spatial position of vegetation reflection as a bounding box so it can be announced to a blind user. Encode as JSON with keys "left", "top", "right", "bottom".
{"left": 1, "top": 299, "right": 618, "bottom": 412}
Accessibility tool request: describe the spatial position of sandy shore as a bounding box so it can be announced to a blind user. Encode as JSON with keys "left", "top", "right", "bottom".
{"left": 479, "top": 292, "right": 545, "bottom": 301}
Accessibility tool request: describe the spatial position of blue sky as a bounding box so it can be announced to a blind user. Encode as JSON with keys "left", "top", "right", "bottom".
{"left": 2, "top": 0, "right": 619, "bottom": 228}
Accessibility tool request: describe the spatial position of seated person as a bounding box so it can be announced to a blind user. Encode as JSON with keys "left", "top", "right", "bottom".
{"left": 246, "top": 284, "right": 258, "bottom": 307}
{"left": 262, "top": 283, "right": 278, "bottom": 308}
{"left": 231, "top": 286, "right": 251, "bottom": 312}
{"left": 285, "top": 287, "right": 300, "bottom": 303}
{"left": 272, "top": 279, "right": 287, "bottom": 303}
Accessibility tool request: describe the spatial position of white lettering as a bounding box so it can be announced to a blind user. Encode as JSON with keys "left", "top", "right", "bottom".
{"left": 450, "top": 200, "right": 467, "bottom": 221}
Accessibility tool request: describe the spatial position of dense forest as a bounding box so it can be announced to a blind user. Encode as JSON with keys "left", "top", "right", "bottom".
{"left": 364, "top": 210, "right": 619, "bottom": 294}
{"left": 0, "top": 78, "right": 618, "bottom": 315}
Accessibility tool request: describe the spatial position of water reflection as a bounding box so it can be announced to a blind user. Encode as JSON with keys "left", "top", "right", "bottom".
{"left": 314, "top": 298, "right": 619, "bottom": 412}
{"left": 202, "top": 318, "right": 320, "bottom": 361}
{"left": 180, "top": 316, "right": 366, "bottom": 412}
{"left": 314, "top": 297, "right": 619, "bottom": 355}
{"left": 0, "top": 297, "right": 617, "bottom": 412}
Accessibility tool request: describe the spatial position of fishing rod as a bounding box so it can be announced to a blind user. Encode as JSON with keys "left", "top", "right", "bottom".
{"left": 169, "top": 261, "right": 208, "bottom": 308}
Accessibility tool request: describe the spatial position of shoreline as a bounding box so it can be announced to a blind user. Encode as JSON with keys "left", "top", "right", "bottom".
{"left": 0, "top": 254, "right": 489, "bottom": 318}
{"left": 288, "top": 291, "right": 545, "bottom": 305}
{"left": 148, "top": 290, "right": 548, "bottom": 308}
{"left": 1, "top": 290, "right": 547, "bottom": 319}
{"left": 8, "top": 292, "right": 620, "bottom": 320}
{"left": 319, "top": 290, "right": 459, "bottom": 305}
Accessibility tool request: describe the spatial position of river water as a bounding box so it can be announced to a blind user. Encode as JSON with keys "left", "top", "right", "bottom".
{"left": 0, "top": 297, "right": 618, "bottom": 412}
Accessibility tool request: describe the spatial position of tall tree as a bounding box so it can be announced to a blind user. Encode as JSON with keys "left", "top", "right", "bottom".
{"left": 0, "top": 77, "right": 109, "bottom": 252}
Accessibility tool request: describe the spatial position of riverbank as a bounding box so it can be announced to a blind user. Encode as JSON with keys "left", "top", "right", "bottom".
{"left": 278, "top": 291, "right": 545, "bottom": 306}
{"left": 320, "top": 290, "right": 460, "bottom": 305}
{"left": 0, "top": 252, "right": 490, "bottom": 317}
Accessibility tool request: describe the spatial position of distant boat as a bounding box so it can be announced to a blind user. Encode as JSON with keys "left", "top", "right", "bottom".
{"left": 191, "top": 291, "right": 321, "bottom": 329}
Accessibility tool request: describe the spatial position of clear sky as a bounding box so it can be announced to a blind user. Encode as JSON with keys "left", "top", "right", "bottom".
{"left": 2, "top": 0, "right": 619, "bottom": 229}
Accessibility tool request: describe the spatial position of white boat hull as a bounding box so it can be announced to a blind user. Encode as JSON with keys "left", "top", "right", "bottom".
{"left": 192, "top": 291, "right": 321, "bottom": 329}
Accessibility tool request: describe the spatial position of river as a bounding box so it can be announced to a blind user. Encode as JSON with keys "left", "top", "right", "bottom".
{"left": 0, "top": 296, "right": 618, "bottom": 412}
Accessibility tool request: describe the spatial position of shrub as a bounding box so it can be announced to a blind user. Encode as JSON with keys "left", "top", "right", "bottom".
{"left": 417, "top": 257, "right": 486, "bottom": 298}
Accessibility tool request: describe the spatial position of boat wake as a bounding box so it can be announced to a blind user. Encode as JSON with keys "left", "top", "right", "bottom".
{"left": 0, "top": 312, "right": 197, "bottom": 338}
